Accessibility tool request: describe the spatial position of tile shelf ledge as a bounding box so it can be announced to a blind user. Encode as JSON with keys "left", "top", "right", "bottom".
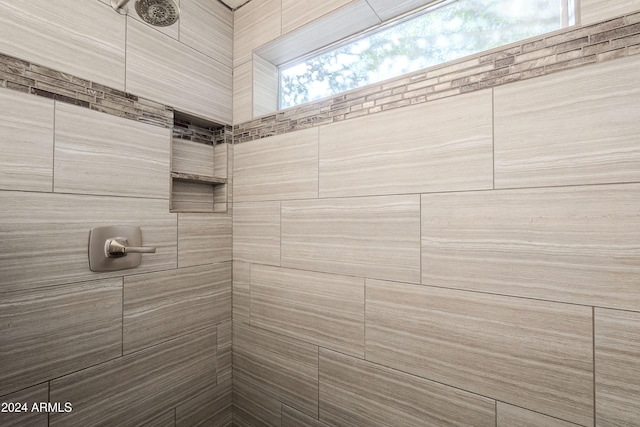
{"left": 171, "top": 171, "right": 227, "bottom": 185}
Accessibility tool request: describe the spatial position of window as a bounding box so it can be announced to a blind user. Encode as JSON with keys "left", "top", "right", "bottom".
{"left": 279, "top": 0, "right": 575, "bottom": 109}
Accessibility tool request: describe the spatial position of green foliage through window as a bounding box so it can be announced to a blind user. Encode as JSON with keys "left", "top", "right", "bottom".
{"left": 279, "top": 0, "right": 574, "bottom": 109}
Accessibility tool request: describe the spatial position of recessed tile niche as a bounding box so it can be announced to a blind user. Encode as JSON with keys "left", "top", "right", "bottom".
{"left": 170, "top": 112, "right": 230, "bottom": 213}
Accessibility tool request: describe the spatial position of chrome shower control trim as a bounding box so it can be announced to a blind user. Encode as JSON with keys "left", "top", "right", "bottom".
{"left": 88, "top": 226, "right": 156, "bottom": 272}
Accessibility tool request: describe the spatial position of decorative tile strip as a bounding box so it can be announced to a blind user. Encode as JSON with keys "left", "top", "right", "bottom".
{"left": 233, "top": 11, "right": 640, "bottom": 144}
{"left": 0, "top": 54, "right": 174, "bottom": 129}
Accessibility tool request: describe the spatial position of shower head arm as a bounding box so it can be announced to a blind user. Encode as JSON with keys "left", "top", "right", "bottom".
{"left": 111, "top": 0, "right": 131, "bottom": 14}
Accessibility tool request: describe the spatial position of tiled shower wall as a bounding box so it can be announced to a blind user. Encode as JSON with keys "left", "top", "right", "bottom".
{"left": 0, "top": 0, "right": 233, "bottom": 426}
{"left": 231, "top": 3, "right": 640, "bottom": 427}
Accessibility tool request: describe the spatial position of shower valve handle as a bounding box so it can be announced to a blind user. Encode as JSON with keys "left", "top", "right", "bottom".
{"left": 105, "top": 237, "right": 157, "bottom": 258}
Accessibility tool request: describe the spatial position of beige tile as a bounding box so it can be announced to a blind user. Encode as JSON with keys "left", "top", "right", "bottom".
{"left": 0, "top": 88, "right": 53, "bottom": 192}
{"left": 256, "top": 0, "right": 379, "bottom": 66}
{"left": 141, "top": 411, "right": 176, "bottom": 427}
{"left": 281, "top": 195, "right": 421, "bottom": 283}
{"left": 123, "top": 263, "right": 231, "bottom": 354}
{"left": 0, "top": 192, "right": 176, "bottom": 292}
{"left": 0, "top": 383, "right": 49, "bottom": 427}
{"left": 497, "top": 402, "right": 580, "bottom": 427}
{"left": 320, "top": 349, "right": 496, "bottom": 427}
{"left": 282, "top": 0, "right": 354, "bottom": 33}
{"left": 172, "top": 139, "right": 215, "bottom": 177}
{"left": 366, "top": 280, "right": 594, "bottom": 426}
{"left": 233, "top": 323, "right": 319, "bottom": 417}
{"left": 253, "top": 54, "right": 278, "bottom": 117}
{"left": 282, "top": 405, "right": 331, "bottom": 427}
{"left": 251, "top": 265, "right": 365, "bottom": 357}
{"left": 233, "top": 128, "right": 319, "bottom": 202}
{"left": 595, "top": 308, "right": 640, "bottom": 426}
{"left": 49, "top": 327, "right": 217, "bottom": 427}
{"left": 171, "top": 180, "right": 215, "bottom": 212}
{"left": 178, "top": 213, "right": 232, "bottom": 267}
{"left": 176, "top": 380, "right": 232, "bottom": 427}
{"left": 233, "top": 261, "right": 251, "bottom": 325}
{"left": 319, "top": 89, "right": 493, "bottom": 198}
{"left": 217, "top": 320, "right": 232, "bottom": 384}
{"left": 421, "top": 184, "right": 640, "bottom": 311}
{"left": 54, "top": 102, "right": 170, "bottom": 198}
{"left": 0, "top": 0, "right": 125, "bottom": 89}
{"left": 232, "top": 61, "right": 253, "bottom": 124}
{"left": 233, "top": 0, "right": 281, "bottom": 68}
{"left": 232, "top": 378, "right": 281, "bottom": 427}
{"left": 0, "top": 279, "right": 122, "bottom": 396}
{"left": 581, "top": 0, "right": 640, "bottom": 24}
{"left": 127, "top": 18, "right": 232, "bottom": 124}
{"left": 233, "top": 201, "right": 280, "bottom": 265}
{"left": 366, "top": 0, "right": 437, "bottom": 20}
{"left": 179, "top": 0, "right": 233, "bottom": 67}
{"left": 495, "top": 54, "right": 640, "bottom": 189}
{"left": 213, "top": 143, "right": 231, "bottom": 212}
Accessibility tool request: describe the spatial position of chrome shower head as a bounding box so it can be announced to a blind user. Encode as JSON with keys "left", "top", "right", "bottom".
{"left": 111, "top": 0, "right": 180, "bottom": 27}
{"left": 135, "top": 0, "right": 180, "bottom": 27}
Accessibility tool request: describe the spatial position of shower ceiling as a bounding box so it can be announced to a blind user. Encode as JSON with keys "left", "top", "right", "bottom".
{"left": 218, "top": 0, "right": 251, "bottom": 9}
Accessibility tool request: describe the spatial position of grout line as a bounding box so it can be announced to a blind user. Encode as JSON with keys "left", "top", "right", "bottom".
{"left": 363, "top": 278, "right": 367, "bottom": 361}
{"left": 491, "top": 87, "right": 496, "bottom": 190}
{"left": 51, "top": 101, "right": 56, "bottom": 194}
{"left": 121, "top": 276, "right": 125, "bottom": 357}
{"left": 592, "top": 305, "right": 597, "bottom": 427}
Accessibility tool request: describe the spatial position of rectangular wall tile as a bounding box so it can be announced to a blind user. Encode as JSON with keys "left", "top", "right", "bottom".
{"left": 0, "top": 192, "right": 176, "bottom": 292}
{"left": 176, "top": 380, "right": 232, "bottom": 427}
{"left": 141, "top": 411, "right": 175, "bottom": 427}
{"left": 253, "top": 54, "right": 278, "bottom": 117}
{"left": 595, "top": 308, "right": 640, "bottom": 426}
{"left": 421, "top": 184, "right": 640, "bottom": 311}
{"left": 179, "top": 0, "right": 233, "bottom": 67}
{"left": 233, "top": 261, "right": 251, "bottom": 325}
{"left": 494, "top": 54, "right": 640, "bottom": 189}
{"left": 0, "top": 0, "right": 125, "bottom": 90}
{"left": 0, "top": 383, "right": 49, "bottom": 427}
{"left": 320, "top": 349, "right": 496, "bottom": 427}
{"left": 366, "top": 0, "right": 439, "bottom": 20}
{"left": 0, "top": 279, "right": 122, "bottom": 396}
{"left": 233, "top": 61, "right": 253, "bottom": 124}
{"left": 49, "top": 327, "right": 217, "bottom": 427}
{"left": 581, "top": 0, "right": 640, "bottom": 24}
{"left": 178, "top": 213, "right": 232, "bottom": 267}
{"left": 366, "top": 280, "right": 594, "bottom": 426}
{"left": 319, "top": 89, "right": 493, "bottom": 198}
{"left": 233, "top": 127, "right": 319, "bottom": 202}
{"left": 282, "top": 0, "right": 354, "bottom": 34}
{"left": 232, "top": 378, "right": 281, "bottom": 427}
{"left": 171, "top": 180, "right": 214, "bottom": 212}
{"left": 127, "top": 18, "right": 232, "bottom": 124}
{"left": 172, "top": 139, "right": 214, "bottom": 177}
{"left": 233, "top": 324, "right": 319, "bottom": 418}
{"left": 217, "top": 320, "right": 232, "bottom": 384}
{"left": 282, "top": 405, "right": 331, "bottom": 427}
{"left": 282, "top": 195, "right": 421, "bottom": 283}
{"left": 251, "top": 265, "right": 365, "bottom": 357}
{"left": 497, "top": 403, "right": 580, "bottom": 427}
{"left": 55, "top": 102, "right": 170, "bottom": 198}
{"left": 233, "top": 201, "right": 281, "bottom": 265}
{"left": 0, "top": 88, "right": 53, "bottom": 192}
{"left": 233, "top": 0, "right": 281, "bottom": 68}
{"left": 123, "top": 263, "right": 231, "bottom": 354}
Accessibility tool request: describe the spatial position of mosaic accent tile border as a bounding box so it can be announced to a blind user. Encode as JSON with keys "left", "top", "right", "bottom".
{"left": 0, "top": 53, "right": 174, "bottom": 129}
{"left": 174, "top": 117, "right": 233, "bottom": 145}
{"left": 233, "top": 11, "right": 640, "bottom": 143}
{"left": 1, "top": 11, "right": 638, "bottom": 143}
